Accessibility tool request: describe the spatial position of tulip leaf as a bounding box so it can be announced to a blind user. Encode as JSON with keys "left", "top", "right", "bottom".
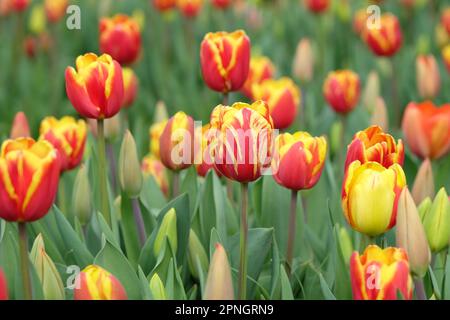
{"left": 443, "top": 253, "right": 450, "bottom": 300}
{"left": 120, "top": 193, "right": 142, "bottom": 267}
{"left": 140, "top": 175, "right": 167, "bottom": 212}
{"left": 318, "top": 272, "right": 337, "bottom": 300}
{"left": 180, "top": 167, "right": 198, "bottom": 217}
{"left": 137, "top": 266, "right": 153, "bottom": 300}
{"left": 0, "top": 221, "right": 20, "bottom": 299}
{"left": 93, "top": 211, "right": 120, "bottom": 249}
{"left": 428, "top": 265, "right": 442, "bottom": 300}
{"left": 269, "top": 235, "right": 281, "bottom": 299}
{"left": 280, "top": 264, "right": 294, "bottom": 300}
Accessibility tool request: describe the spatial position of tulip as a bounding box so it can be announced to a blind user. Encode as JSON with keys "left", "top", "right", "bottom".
{"left": 122, "top": 67, "right": 139, "bottom": 108}
{"left": 304, "top": 0, "right": 330, "bottom": 14}
{"left": 39, "top": 116, "right": 87, "bottom": 172}
{"left": 154, "top": 208, "right": 178, "bottom": 257}
{"left": 187, "top": 229, "right": 209, "bottom": 279}
{"left": 0, "top": 269, "right": 8, "bottom": 300}
{"left": 362, "top": 71, "right": 380, "bottom": 112}
{"left": 10, "top": 111, "right": 30, "bottom": 139}
{"left": 252, "top": 77, "right": 301, "bottom": 129}
{"left": 194, "top": 124, "right": 219, "bottom": 177}
{"left": 323, "top": 70, "right": 361, "bottom": 114}
{"left": 342, "top": 161, "right": 406, "bottom": 236}
{"left": 345, "top": 126, "right": 404, "bottom": 171}
{"left": 0, "top": 0, "right": 12, "bottom": 16}
{"left": 74, "top": 265, "right": 127, "bottom": 300}
{"left": 149, "top": 273, "right": 166, "bottom": 300}
{"left": 416, "top": 54, "right": 440, "bottom": 100}
{"left": 200, "top": 30, "right": 251, "bottom": 93}
{"left": 402, "top": 101, "right": 450, "bottom": 160}
{"left": 44, "top": 0, "right": 67, "bottom": 23}
{"left": 99, "top": 14, "right": 141, "bottom": 65}
{"left": 0, "top": 138, "right": 60, "bottom": 222}
{"left": 396, "top": 188, "right": 431, "bottom": 278}
{"left": 11, "top": 0, "right": 29, "bottom": 12}
{"left": 292, "top": 38, "right": 314, "bottom": 83}
{"left": 350, "top": 245, "right": 413, "bottom": 300}
{"left": 118, "top": 131, "right": 143, "bottom": 198}
{"left": 29, "top": 4, "right": 46, "bottom": 35}
{"left": 442, "top": 7, "right": 450, "bottom": 36}
{"left": 411, "top": 159, "right": 434, "bottom": 205}
{"left": 23, "top": 36, "right": 37, "bottom": 59}
{"left": 400, "top": 0, "right": 416, "bottom": 8}
{"left": 153, "top": 0, "right": 176, "bottom": 12}
{"left": 72, "top": 165, "right": 92, "bottom": 226}
{"left": 142, "top": 154, "right": 169, "bottom": 197}
{"left": 65, "top": 53, "right": 124, "bottom": 119}
{"left": 30, "top": 234, "right": 66, "bottom": 300}
{"left": 159, "top": 111, "right": 195, "bottom": 172}
{"left": 177, "top": 0, "right": 203, "bottom": 18}
{"left": 421, "top": 188, "right": 450, "bottom": 253}
{"left": 362, "top": 13, "right": 403, "bottom": 57}
{"left": 149, "top": 121, "right": 168, "bottom": 160}
{"left": 241, "top": 56, "right": 275, "bottom": 99}
{"left": 211, "top": 0, "right": 231, "bottom": 10}
{"left": 353, "top": 8, "right": 369, "bottom": 35}
{"left": 204, "top": 243, "right": 234, "bottom": 300}
{"left": 442, "top": 45, "right": 450, "bottom": 73}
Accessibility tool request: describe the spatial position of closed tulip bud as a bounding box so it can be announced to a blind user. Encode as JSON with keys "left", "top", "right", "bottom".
{"left": 142, "top": 154, "right": 169, "bottom": 197}
{"left": 177, "top": 0, "right": 203, "bottom": 18}
{"left": 362, "top": 71, "right": 380, "bottom": 112}
{"left": 149, "top": 120, "right": 168, "bottom": 159}
{"left": 23, "top": 36, "right": 37, "bottom": 59}
{"left": 153, "top": 0, "right": 176, "bottom": 12}
{"left": 74, "top": 265, "right": 127, "bottom": 300}
{"left": 119, "top": 131, "right": 143, "bottom": 198}
{"left": 44, "top": 0, "right": 67, "bottom": 23}
{"left": 72, "top": 165, "right": 92, "bottom": 226}
{"left": 149, "top": 273, "right": 166, "bottom": 300}
{"left": 441, "top": 7, "right": 450, "bottom": 36}
{"left": 416, "top": 55, "right": 440, "bottom": 99}
{"left": 39, "top": 116, "right": 87, "bottom": 172}
{"left": 363, "top": 13, "right": 403, "bottom": 57}
{"left": 211, "top": 0, "right": 231, "bottom": 10}
{"left": 195, "top": 125, "right": 220, "bottom": 178}
{"left": 154, "top": 208, "right": 178, "bottom": 257}
{"left": 442, "top": 45, "right": 450, "bottom": 73}
{"left": 396, "top": 188, "right": 431, "bottom": 277}
{"left": 154, "top": 101, "right": 169, "bottom": 123}
{"left": 304, "top": 0, "right": 330, "bottom": 14}
{"left": 30, "top": 234, "right": 66, "bottom": 300}
{"left": 353, "top": 9, "right": 369, "bottom": 35}
{"left": 10, "top": 111, "right": 30, "bottom": 139}
{"left": 292, "top": 38, "right": 314, "bottom": 83}
{"left": 99, "top": 14, "right": 141, "bottom": 65}
{"left": 345, "top": 126, "right": 404, "bottom": 171}
{"left": 338, "top": 226, "right": 353, "bottom": 264}
{"left": 342, "top": 161, "right": 406, "bottom": 236}
{"left": 252, "top": 77, "right": 301, "bottom": 129}
{"left": 0, "top": 138, "right": 60, "bottom": 222}
{"left": 350, "top": 245, "right": 413, "bottom": 300}
{"left": 241, "top": 56, "right": 275, "bottom": 99}
{"left": 65, "top": 53, "right": 124, "bottom": 119}
{"left": 122, "top": 67, "right": 139, "bottom": 108}
{"left": 0, "top": 269, "right": 8, "bottom": 300}
{"left": 402, "top": 101, "right": 450, "bottom": 160}
{"left": 411, "top": 159, "right": 434, "bottom": 205}
{"left": 323, "top": 70, "right": 361, "bottom": 114}
{"left": 159, "top": 112, "right": 195, "bottom": 171}
{"left": 436, "top": 24, "right": 449, "bottom": 49}
{"left": 272, "top": 132, "right": 327, "bottom": 191}
{"left": 370, "top": 97, "right": 389, "bottom": 132}
{"left": 11, "top": 0, "right": 30, "bottom": 12}
{"left": 200, "top": 30, "right": 251, "bottom": 93}
{"left": 422, "top": 188, "right": 450, "bottom": 253}
{"left": 418, "top": 197, "right": 432, "bottom": 220}
{"left": 210, "top": 101, "right": 274, "bottom": 183}
{"left": 187, "top": 229, "right": 209, "bottom": 279}
{"left": 204, "top": 243, "right": 234, "bottom": 300}
{"left": 29, "top": 4, "right": 46, "bottom": 35}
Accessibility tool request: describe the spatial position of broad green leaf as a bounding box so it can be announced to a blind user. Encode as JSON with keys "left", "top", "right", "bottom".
{"left": 280, "top": 265, "right": 294, "bottom": 300}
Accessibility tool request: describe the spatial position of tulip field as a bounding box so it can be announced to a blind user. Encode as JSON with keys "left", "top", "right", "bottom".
{"left": 1, "top": 0, "right": 450, "bottom": 304}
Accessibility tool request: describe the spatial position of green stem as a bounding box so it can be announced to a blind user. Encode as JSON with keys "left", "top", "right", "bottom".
{"left": 172, "top": 171, "right": 180, "bottom": 198}
{"left": 414, "top": 277, "right": 427, "bottom": 300}
{"left": 18, "top": 223, "right": 32, "bottom": 300}
{"left": 238, "top": 183, "right": 249, "bottom": 300}
{"left": 286, "top": 190, "right": 298, "bottom": 276}
{"left": 97, "top": 119, "right": 111, "bottom": 226}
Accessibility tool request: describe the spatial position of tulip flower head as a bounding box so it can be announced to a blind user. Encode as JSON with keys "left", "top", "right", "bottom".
{"left": 149, "top": 120, "right": 168, "bottom": 159}
{"left": 0, "top": 269, "right": 8, "bottom": 300}
{"left": 323, "top": 70, "right": 361, "bottom": 114}
{"left": 65, "top": 53, "right": 124, "bottom": 119}
{"left": 252, "top": 77, "right": 301, "bottom": 129}
{"left": 416, "top": 54, "right": 440, "bottom": 100}
{"left": 272, "top": 132, "right": 327, "bottom": 191}
{"left": 204, "top": 243, "right": 234, "bottom": 300}
{"left": 11, "top": 0, "right": 29, "bottom": 12}
{"left": 241, "top": 56, "right": 275, "bottom": 98}
{"left": 211, "top": 0, "right": 231, "bottom": 10}
{"left": 353, "top": 8, "right": 369, "bottom": 35}
{"left": 292, "top": 38, "right": 314, "bottom": 83}
{"left": 350, "top": 245, "right": 413, "bottom": 300}
{"left": 200, "top": 30, "right": 251, "bottom": 93}
{"left": 0, "top": 138, "right": 60, "bottom": 222}
{"left": 122, "top": 67, "right": 139, "bottom": 108}
{"left": 304, "top": 0, "right": 330, "bottom": 14}
{"left": 363, "top": 13, "right": 403, "bottom": 57}
{"left": 177, "top": 0, "right": 203, "bottom": 18}
{"left": 10, "top": 111, "right": 30, "bottom": 139}
{"left": 442, "top": 7, "right": 450, "bottom": 36}
{"left": 442, "top": 45, "right": 450, "bottom": 73}
{"left": 153, "top": 0, "right": 176, "bottom": 12}
{"left": 142, "top": 154, "right": 169, "bottom": 197}
{"left": 195, "top": 124, "right": 220, "bottom": 177}
{"left": 44, "top": 0, "right": 67, "bottom": 23}
{"left": 402, "top": 101, "right": 450, "bottom": 160}
{"left": 74, "top": 265, "right": 127, "bottom": 300}
{"left": 39, "top": 116, "right": 87, "bottom": 172}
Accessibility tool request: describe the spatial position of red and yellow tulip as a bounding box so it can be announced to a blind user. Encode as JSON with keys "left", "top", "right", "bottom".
{"left": 122, "top": 68, "right": 139, "bottom": 108}
{"left": 200, "top": 30, "right": 251, "bottom": 93}
{"left": 323, "top": 70, "right": 360, "bottom": 114}
{"left": 153, "top": 0, "right": 176, "bottom": 12}
{"left": 142, "top": 154, "right": 169, "bottom": 197}
{"left": 39, "top": 116, "right": 87, "bottom": 172}
{"left": 362, "top": 13, "right": 403, "bottom": 57}
{"left": 149, "top": 120, "right": 168, "bottom": 159}
{"left": 44, "top": 0, "right": 67, "bottom": 23}
{"left": 272, "top": 132, "right": 327, "bottom": 191}
{"left": 99, "top": 14, "right": 141, "bottom": 65}
{"left": 241, "top": 56, "right": 275, "bottom": 99}
{"left": 65, "top": 53, "right": 124, "bottom": 119}
{"left": 195, "top": 124, "right": 220, "bottom": 177}
{"left": 342, "top": 161, "right": 406, "bottom": 236}
{"left": 73, "top": 265, "right": 127, "bottom": 300}
{"left": 0, "top": 138, "right": 60, "bottom": 222}
{"left": 304, "top": 0, "right": 330, "bottom": 14}
{"left": 402, "top": 101, "right": 450, "bottom": 160}
{"left": 252, "top": 77, "right": 300, "bottom": 130}
{"left": 177, "top": 0, "right": 203, "bottom": 18}
{"left": 350, "top": 245, "right": 413, "bottom": 300}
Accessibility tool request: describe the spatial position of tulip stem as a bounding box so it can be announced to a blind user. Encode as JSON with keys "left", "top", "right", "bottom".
{"left": 286, "top": 190, "right": 298, "bottom": 276}
{"left": 222, "top": 92, "right": 229, "bottom": 106}
{"left": 106, "top": 143, "right": 118, "bottom": 195}
{"left": 414, "top": 278, "right": 427, "bottom": 300}
{"left": 97, "top": 119, "right": 111, "bottom": 226}
{"left": 132, "top": 198, "right": 147, "bottom": 246}
{"left": 18, "top": 223, "right": 32, "bottom": 300}
{"left": 172, "top": 171, "right": 180, "bottom": 198}
{"left": 238, "top": 183, "right": 249, "bottom": 300}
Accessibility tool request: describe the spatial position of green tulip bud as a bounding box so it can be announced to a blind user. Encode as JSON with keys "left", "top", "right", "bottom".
{"left": 154, "top": 208, "right": 177, "bottom": 257}
{"left": 412, "top": 159, "right": 434, "bottom": 205}
{"left": 149, "top": 273, "right": 166, "bottom": 300}
{"left": 154, "top": 101, "right": 168, "bottom": 124}
{"left": 338, "top": 226, "right": 353, "bottom": 264}
{"left": 119, "top": 130, "right": 143, "bottom": 198}
{"left": 72, "top": 165, "right": 92, "bottom": 226}
{"left": 422, "top": 188, "right": 450, "bottom": 253}
{"left": 187, "top": 229, "right": 209, "bottom": 280}
{"left": 418, "top": 197, "right": 432, "bottom": 220}
{"left": 204, "top": 243, "right": 234, "bottom": 300}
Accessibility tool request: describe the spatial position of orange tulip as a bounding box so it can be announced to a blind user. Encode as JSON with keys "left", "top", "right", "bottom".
{"left": 211, "top": 0, "right": 231, "bottom": 9}
{"left": 402, "top": 101, "right": 450, "bottom": 160}
{"left": 74, "top": 265, "right": 127, "bottom": 300}
{"left": 142, "top": 154, "right": 169, "bottom": 196}
{"left": 272, "top": 132, "right": 327, "bottom": 191}
{"left": 177, "top": 0, "right": 203, "bottom": 18}
{"left": 210, "top": 101, "right": 274, "bottom": 183}
{"left": 39, "top": 116, "right": 87, "bottom": 172}
{"left": 159, "top": 112, "right": 195, "bottom": 171}
{"left": 153, "top": 0, "right": 176, "bottom": 11}
{"left": 0, "top": 269, "right": 8, "bottom": 300}
{"left": 345, "top": 126, "right": 404, "bottom": 171}
{"left": 122, "top": 68, "right": 139, "bottom": 108}
{"left": 304, "top": 0, "right": 330, "bottom": 13}
{"left": 0, "top": 138, "right": 60, "bottom": 222}
{"left": 441, "top": 7, "right": 450, "bottom": 36}
{"left": 10, "top": 111, "right": 30, "bottom": 139}
{"left": 350, "top": 245, "right": 413, "bottom": 300}
{"left": 241, "top": 56, "right": 275, "bottom": 99}
{"left": 44, "top": 0, "right": 67, "bottom": 23}
{"left": 416, "top": 54, "right": 440, "bottom": 100}
{"left": 99, "top": 14, "right": 141, "bottom": 65}
{"left": 363, "top": 13, "right": 403, "bottom": 57}
{"left": 65, "top": 53, "right": 124, "bottom": 119}
{"left": 252, "top": 78, "right": 301, "bottom": 129}
{"left": 200, "top": 30, "right": 251, "bottom": 93}
{"left": 323, "top": 70, "right": 360, "bottom": 114}
{"left": 442, "top": 45, "right": 450, "bottom": 73}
